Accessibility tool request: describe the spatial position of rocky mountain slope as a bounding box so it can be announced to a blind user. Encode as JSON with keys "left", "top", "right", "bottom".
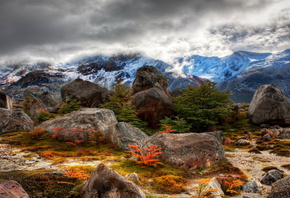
{"left": 179, "top": 49, "right": 290, "bottom": 102}
{"left": 0, "top": 54, "right": 203, "bottom": 98}
{"left": 0, "top": 49, "right": 289, "bottom": 102}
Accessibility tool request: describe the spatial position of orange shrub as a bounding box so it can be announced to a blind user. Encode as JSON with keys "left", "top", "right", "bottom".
{"left": 125, "top": 144, "right": 163, "bottom": 167}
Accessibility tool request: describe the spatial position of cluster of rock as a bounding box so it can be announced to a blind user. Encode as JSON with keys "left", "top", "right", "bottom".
{"left": 260, "top": 125, "right": 290, "bottom": 141}
{"left": 131, "top": 66, "right": 173, "bottom": 128}
{"left": 3, "top": 66, "right": 290, "bottom": 197}
{"left": 255, "top": 170, "right": 290, "bottom": 198}
{"left": 38, "top": 108, "right": 226, "bottom": 169}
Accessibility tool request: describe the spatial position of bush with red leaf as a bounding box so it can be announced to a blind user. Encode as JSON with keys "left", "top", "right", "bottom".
{"left": 126, "top": 144, "right": 163, "bottom": 167}
{"left": 159, "top": 124, "right": 176, "bottom": 133}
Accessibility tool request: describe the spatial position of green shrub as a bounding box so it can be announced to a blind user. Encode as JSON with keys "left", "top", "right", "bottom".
{"left": 173, "top": 81, "right": 234, "bottom": 132}
{"left": 101, "top": 78, "right": 147, "bottom": 131}
{"left": 160, "top": 116, "right": 191, "bottom": 133}
{"left": 58, "top": 99, "right": 81, "bottom": 114}
{"left": 38, "top": 110, "right": 57, "bottom": 123}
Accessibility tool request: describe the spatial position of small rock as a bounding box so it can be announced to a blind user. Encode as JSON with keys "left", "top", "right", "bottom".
{"left": 260, "top": 169, "right": 283, "bottom": 186}
{"left": 242, "top": 178, "right": 262, "bottom": 193}
{"left": 280, "top": 132, "right": 290, "bottom": 139}
{"left": 269, "top": 145, "right": 275, "bottom": 149}
{"left": 125, "top": 173, "right": 140, "bottom": 184}
{"left": 208, "top": 177, "right": 224, "bottom": 197}
{"left": 262, "top": 134, "right": 272, "bottom": 141}
{"left": 228, "top": 129, "right": 236, "bottom": 132}
{"left": 248, "top": 147, "right": 262, "bottom": 154}
{"left": 273, "top": 125, "right": 282, "bottom": 129}
{"left": 234, "top": 139, "right": 251, "bottom": 146}
{"left": 260, "top": 124, "right": 270, "bottom": 128}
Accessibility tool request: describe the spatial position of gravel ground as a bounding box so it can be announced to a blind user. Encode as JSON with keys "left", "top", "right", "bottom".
{"left": 226, "top": 149, "right": 290, "bottom": 198}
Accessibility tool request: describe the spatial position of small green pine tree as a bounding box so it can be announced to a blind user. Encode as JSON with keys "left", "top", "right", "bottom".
{"left": 160, "top": 116, "right": 191, "bottom": 133}
{"left": 58, "top": 99, "right": 81, "bottom": 114}
{"left": 173, "top": 81, "right": 234, "bottom": 132}
{"left": 101, "top": 78, "right": 147, "bottom": 130}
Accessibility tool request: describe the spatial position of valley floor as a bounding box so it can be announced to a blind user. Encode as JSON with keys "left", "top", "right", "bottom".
{"left": 1, "top": 128, "right": 290, "bottom": 198}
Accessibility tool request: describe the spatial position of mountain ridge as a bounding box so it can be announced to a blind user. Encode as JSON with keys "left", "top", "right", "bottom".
{"left": 0, "top": 49, "right": 289, "bottom": 102}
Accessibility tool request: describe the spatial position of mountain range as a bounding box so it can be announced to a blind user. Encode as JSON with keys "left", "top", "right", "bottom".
{"left": 0, "top": 49, "right": 289, "bottom": 103}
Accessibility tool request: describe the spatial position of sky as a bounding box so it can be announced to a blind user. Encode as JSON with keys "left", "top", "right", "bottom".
{"left": 0, "top": 0, "right": 289, "bottom": 65}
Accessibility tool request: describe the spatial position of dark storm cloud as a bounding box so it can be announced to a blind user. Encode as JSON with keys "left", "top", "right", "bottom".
{"left": 0, "top": 0, "right": 289, "bottom": 64}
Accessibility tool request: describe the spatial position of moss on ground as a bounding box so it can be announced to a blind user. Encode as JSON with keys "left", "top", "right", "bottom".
{"left": 153, "top": 175, "right": 188, "bottom": 194}
{"left": 0, "top": 170, "right": 76, "bottom": 198}
{"left": 270, "top": 140, "right": 290, "bottom": 157}
{"left": 0, "top": 129, "right": 250, "bottom": 197}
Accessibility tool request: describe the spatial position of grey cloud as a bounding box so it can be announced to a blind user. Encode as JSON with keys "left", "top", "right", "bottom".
{"left": 0, "top": 0, "right": 288, "bottom": 64}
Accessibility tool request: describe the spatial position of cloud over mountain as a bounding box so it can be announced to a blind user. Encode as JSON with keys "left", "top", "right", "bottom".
{"left": 0, "top": 0, "right": 289, "bottom": 65}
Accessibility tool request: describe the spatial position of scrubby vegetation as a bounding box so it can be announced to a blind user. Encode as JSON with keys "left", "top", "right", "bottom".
{"left": 58, "top": 99, "right": 81, "bottom": 114}
{"left": 100, "top": 78, "right": 148, "bottom": 131}
{"left": 3, "top": 76, "right": 290, "bottom": 198}
{"left": 0, "top": 125, "right": 249, "bottom": 197}
{"left": 38, "top": 110, "right": 57, "bottom": 123}
{"left": 160, "top": 81, "right": 234, "bottom": 132}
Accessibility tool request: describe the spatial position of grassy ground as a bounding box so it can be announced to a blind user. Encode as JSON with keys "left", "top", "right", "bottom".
{"left": 0, "top": 129, "right": 249, "bottom": 198}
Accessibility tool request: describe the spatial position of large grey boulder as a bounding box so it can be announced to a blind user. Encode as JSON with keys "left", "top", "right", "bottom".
{"left": 26, "top": 92, "right": 60, "bottom": 122}
{"left": 0, "top": 180, "right": 29, "bottom": 198}
{"left": 38, "top": 108, "right": 117, "bottom": 139}
{"left": 260, "top": 169, "right": 283, "bottom": 186}
{"left": 0, "top": 92, "right": 13, "bottom": 110}
{"left": 112, "top": 122, "right": 148, "bottom": 150}
{"left": 38, "top": 108, "right": 148, "bottom": 149}
{"left": 248, "top": 84, "right": 290, "bottom": 125}
{"left": 0, "top": 108, "right": 34, "bottom": 134}
{"left": 60, "top": 78, "right": 109, "bottom": 107}
{"left": 131, "top": 66, "right": 173, "bottom": 128}
{"left": 80, "top": 163, "right": 146, "bottom": 198}
{"left": 131, "top": 65, "right": 168, "bottom": 95}
{"left": 141, "top": 133, "right": 226, "bottom": 169}
{"left": 268, "top": 176, "right": 290, "bottom": 198}
{"left": 132, "top": 87, "right": 173, "bottom": 128}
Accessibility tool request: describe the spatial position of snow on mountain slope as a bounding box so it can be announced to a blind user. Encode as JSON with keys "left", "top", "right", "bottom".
{"left": 0, "top": 62, "right": 51, "bottom": 84}
{"left": 1, "top": 49, "right": 289, "bottom": 102}
{"left": 180, "top": 51, "right": 272, "bottom": 82}
{"left": 59, "top": 54, "right": 176, "bottom": 89}
{"left": 0, "top": 54, "right": 201, "bottom": 98}
{"left": 218, "top": 49, "right": 290, "bottom": 102}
